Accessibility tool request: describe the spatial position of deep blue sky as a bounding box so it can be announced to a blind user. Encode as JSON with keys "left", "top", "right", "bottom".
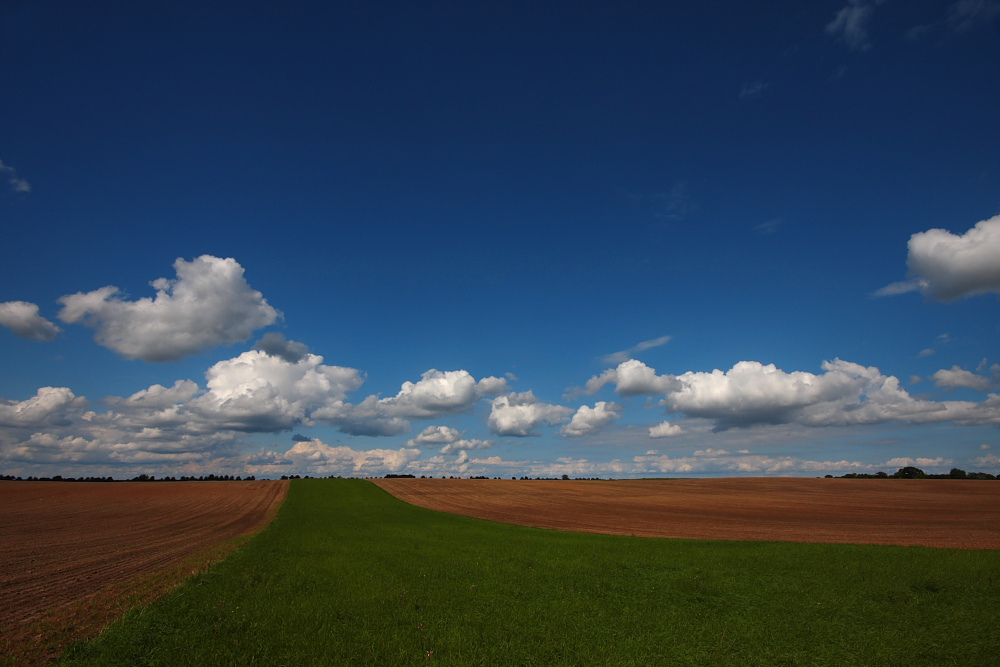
{"left": 2, "top": 0, "right": 998, "bottom": 479}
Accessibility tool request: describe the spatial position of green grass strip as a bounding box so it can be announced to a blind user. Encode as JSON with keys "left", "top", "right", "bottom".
{"left": 58, "top": 478, "right": 1000, "bottom": 666}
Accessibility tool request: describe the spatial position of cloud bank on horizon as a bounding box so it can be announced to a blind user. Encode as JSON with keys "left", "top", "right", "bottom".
{"left": 2, "top": 211, "right": 998, "bottom": 479}
{"left": 1, "top": 1, "right": 998, "bottom": 479}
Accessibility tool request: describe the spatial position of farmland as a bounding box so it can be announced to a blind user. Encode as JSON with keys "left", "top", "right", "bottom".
{"left": 373, "top": 477, "right": 1000, "bottom": 548}
{"left": 53, "top": 478, "right": 1000, "bottom": 666}
{"left": 0, "top": 480, "right": 288, "bottom": 666}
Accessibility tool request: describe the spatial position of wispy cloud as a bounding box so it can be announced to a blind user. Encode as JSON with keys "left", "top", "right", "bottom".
{"left": 752, "top": 219, "right": 782, "bottom": 235}
{"left": 624, "top": 182, "right": 698, "bottom": 224}
{"left": 826, "top": 0, "right": 885, "bottom": 52}
{"left": 0, "top": 159, "right": 31, "bottom": 193}
{"left": 947, "top": 0, "right": 1000, "bottom": 32}
{"left": 633, "top": 449, "right": 882, "bottom": 476}
{"left": 739, "top": 81, "right": 770, "bottom": 101}
{"left": 907, "top": 0, "right": 1000, "bottom": 39}
{"left": 915, "top": 333, "right": 951, "bottom": 359}
{"left": 600, "top": 335, "right": 671, "bottom": 365}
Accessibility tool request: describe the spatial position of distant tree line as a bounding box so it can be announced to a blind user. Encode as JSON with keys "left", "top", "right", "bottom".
{"left": 829, "top": 467, "right": 997, "bottom": 480}
{"left": 384, "top": 474, "right": 611, "bottom": 480}
{"left": 0, "top": 473, "right": 256, "bottom": 482}
{"left": 13, "top": 466, "right": 991, "bottom": 483}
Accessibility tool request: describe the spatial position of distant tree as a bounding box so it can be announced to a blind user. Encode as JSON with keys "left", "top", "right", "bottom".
{"left": 561, "top": 474, "right": 570, "bottom": 480}
{"left": 949, "top": 468, "right": 968, "bottom": 479}
{"left": 875, "top": 471, "right": 888, "bottom": 478}
{"left": 893, "top": 467, "right": 926, "bottom": 479}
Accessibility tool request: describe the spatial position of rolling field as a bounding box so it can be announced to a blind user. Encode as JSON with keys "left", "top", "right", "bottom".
{"left": 373, "top": 477, "right": 1000, "bottom": 548}
{"left": 0, "top": 480, "right": 288, "bottom": 666}
{"left": 53, "top": 479, "right": 1000, "bottom": 666}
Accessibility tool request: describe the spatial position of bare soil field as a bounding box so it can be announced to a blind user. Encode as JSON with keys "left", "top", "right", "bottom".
{"left": 0, "top": 480, "right": 288, "bottom": 666}
{"left": 374, "top": 477, "right": 1000, "bottom": 549}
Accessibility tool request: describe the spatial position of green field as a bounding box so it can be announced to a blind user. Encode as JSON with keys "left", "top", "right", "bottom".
{"left": 57, "top": 479, "right": 999, "bottom": 666}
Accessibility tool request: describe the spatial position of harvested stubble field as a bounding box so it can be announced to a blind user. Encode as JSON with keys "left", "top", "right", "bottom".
{"left": 0, "top": 480, "right": 288, "bottom": 666}
{"left": 373, "top": 477, "right": 1000, "bottom": 549}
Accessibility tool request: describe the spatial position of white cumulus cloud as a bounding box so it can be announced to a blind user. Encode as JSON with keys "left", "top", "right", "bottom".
{"left": 664, "top": 360, "right": 856, "bottom": 428}
{"left": 104, "top": 379, "right": 202, "bottom": 432}
{"left": 876, "top": 215, "right": 1000, "bottom": 301}
{"left": 254, "top": 332, "right": 309, "bottom": 363}
{"left": 662, "top": 359, "right": 1000, "bottom": 429}
{"left": 884, "top": 456, "right": 949, "bottom": 469}
{"left": 931, "top": 366, "right": 996, "bottom": 392}
{"left": 379, "top": 369, "right": 482, "bottom": 418}
{"left": 190, "top": 349, "right": 365, "bottom": 432}
{"left": 487, "top": 391, "right": 573, "bottom": 437}
{"left": 403, "top": 425, "right": 493, "bottom": 454}
{"left": 560, "top": 401, "right": 622, "bottom": 436}
{"left": 319, "top": 369, "right": 507, "bottom": 433}
{"left": 475, "top": 375, "right": 512, "bottom": 397}
{"left": 439, "top": 438, "right": 493, "bottom": 455}
{"left": 648, "top": 421, "right": 684, "bottom": 438}
{"left": 971, "top": 453, "right": 1000, "bottom": 469}
{"left": 0, "top": 387, "right": 88, "bottom": 428}
{"left": 280, "top": 438, "right": 421, "bottom": 475}
{"left": 57, "top": 255, "right": 280, "bottom": 361}
{"left": 583, "top": 359, "right": 679, "bottom": 396}
{"left": 0, "top": 301, "right": 61, "bottom": 341}
{"left": 405, "top": 425, "right": 463, "bottom": 447}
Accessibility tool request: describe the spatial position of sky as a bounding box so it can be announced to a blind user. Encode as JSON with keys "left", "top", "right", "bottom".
{"left": 1, "top": 0, "right": 999, "bottom": 480}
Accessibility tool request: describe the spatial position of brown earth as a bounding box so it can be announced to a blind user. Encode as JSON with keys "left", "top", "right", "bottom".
{"left": 0, "top": 480, "right": 288, "bottom": 666}
{"left": 373, "top": 477, "right": 1000, "bottom": 549}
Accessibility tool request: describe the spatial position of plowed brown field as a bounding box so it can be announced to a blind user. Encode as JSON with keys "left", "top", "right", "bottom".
{"left": 0, "top": 480, "right": 288, "bottom": 666}
{"left": 373, "top": 477, "right": 1000, "bottom": 549}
